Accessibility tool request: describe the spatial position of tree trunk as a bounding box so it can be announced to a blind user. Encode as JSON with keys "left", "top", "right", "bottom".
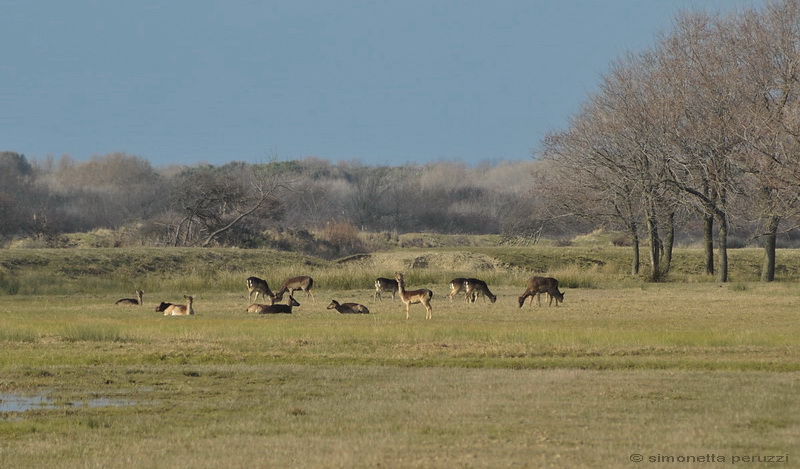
{"left": 703, "top": 213, "right": 714, "bottom": 276}
{"left": 629, "top": 221, "right": 640, "bottom": 276}
{"left": 663, "top": 212, "right": 675, "bottom": 275}
{"left": 716, "top": 211, "right": 728, "bottom": 283}
{"left": 646, "top": 215, "right": 662, "bottom": 282}
{"left": 761, "top": 215, "right": 780, "bottom": 282}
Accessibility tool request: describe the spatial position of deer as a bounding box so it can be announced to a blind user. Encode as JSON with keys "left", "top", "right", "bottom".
{"left": 464, "top": 278, "right": 497, "bottom": 303}
{"left": 161, "top": 295, "right": 195, "bottom": 316}
{"left": 155, "top": 302, "right": 173, "bottom": 313}
{"left": 274, "top": 276, "right": 315, "bottom": 302}
{"left": 395, "top": 272, "right": 433, "bottom": 320}
{"left": 247, "top": 296, "right": 300, "bottom": 314}
{"left": 116, "top": 290, "right": 143, "bottom": 306}
{"left": 246, "top": 276, "right": 275, "bottom": 305}
{"left": 446, "top": 278, "right": 469, "bottom": 302}
{"left": 327, "top": 299, "right": 370, "bottom": 314}
{"left": 374, "top": 277, "right": 399, "bottom": 302}
{"left": 518, "top": 276, "right": 564, "bottom": 307}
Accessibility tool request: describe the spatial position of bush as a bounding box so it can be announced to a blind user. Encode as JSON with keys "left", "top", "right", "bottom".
{"left": 611, "top": 235, "right": 631, "bottom": 247}
{"left": 321, "top": 221, "right": 366, "bottom": 256}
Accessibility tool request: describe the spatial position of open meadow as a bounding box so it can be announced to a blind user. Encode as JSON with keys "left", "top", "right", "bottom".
{"left": 1, "top": 245, "right": 799, "bottom": 468}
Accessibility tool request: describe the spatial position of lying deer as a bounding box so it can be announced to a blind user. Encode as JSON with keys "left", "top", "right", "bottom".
{"left": 246, "top": 276, "right": 275, "bottom": 305}
{"left": 248, "top": 296, "right": 300, "bottom": 314}
{"left": 275, "top": 276, "right": 314, "bottom": 302}
{"left": 395, "top": 272, "right": 433, "bottom": 320}
{"left": 518, "top": 276, "right": 564, "bottom": 307}
{"left": 155, "top": 302, "right": 173, "bottom": 313}
{"left": 327, "top": 300, "right": 370, "bottom": 314}
{"left": 160, "top": 295, "right": 195, "bottom": 316}
{"left": 116, "top": 290, "right": 143, "bottom": 306}
{"left": 374, "top": 277, "right": 399, "bottom": 302}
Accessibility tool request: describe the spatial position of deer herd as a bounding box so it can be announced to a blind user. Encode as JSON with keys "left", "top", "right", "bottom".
{"left": 115, "top": 273, "right": 564, "bottom": 319}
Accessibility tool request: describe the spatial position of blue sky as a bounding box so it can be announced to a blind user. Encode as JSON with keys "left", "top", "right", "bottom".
{"left": 2, "top": 0, "right": 758, "bottom": 167}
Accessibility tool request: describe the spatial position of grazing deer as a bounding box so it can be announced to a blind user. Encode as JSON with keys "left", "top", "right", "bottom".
{"left": 395, "top": 272, "right": 433, "bottom": 320}
{"left": 248, "top": 296, "right": 300, "bottom": 314}
{"left": 464, "top": 278, "right": 497, "bottom": 303}
{"left": 374, "top": 277, "right": 399, "bottom": 302}
{"left": 162, "top": 295, "right": 195, "bottom": 316}
{"left": 446, "top": 278, "right": 469, "bottom": 302}
{"left": 275, "top": 276, "right": 315, "bottom": 302}
{"left": 116, "top": 290, "right": 143, "bottom": 306}
{"left": 246, "top": 276, "right": 275, "bottom": 305}
{"left": 327, "top": 299, "right": 370, "bottom": 314}
{"left": 518, "top": 276, "right": 564, "bottom": 307}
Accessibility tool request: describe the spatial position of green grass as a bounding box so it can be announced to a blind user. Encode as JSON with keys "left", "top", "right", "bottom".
{"left": 58, "top": 324, "right": 127, "bottom": 343}
{"left": 1, "top": 246, "right": 799, "bottom": 467}
{"left": 1, "top": 365, "right": 796, "bottom": 468}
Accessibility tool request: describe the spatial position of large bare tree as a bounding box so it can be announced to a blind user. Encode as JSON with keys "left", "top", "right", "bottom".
{"left": 539, "top": 49, "right": 680, "bottom": 280}
{"left": 169, "top": 163, "right": 287, "bottom": 247}
{"left": 730, "top": 0, "right": 800, "bottom": 281}
{"left": 656, "top": 11, "right": 750, "bottom": 283}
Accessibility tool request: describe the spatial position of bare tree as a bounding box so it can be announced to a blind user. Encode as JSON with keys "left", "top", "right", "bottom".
{"left": 658, "top": 11, "right": 749, "bottom": 282}
{"left": 342, "top": 165, "right": 395, "bottom": 230}
{"left": 730, "top": 0, "right": 800, "bottom": 281}
{"left": 538, "top": 48, "right": 681, "bottom": 280}
{"left": 169, "top": 163, "right": 287, "bottom": 247}
{"left": 538, "top": 114, "right": 647, "bottom": 275}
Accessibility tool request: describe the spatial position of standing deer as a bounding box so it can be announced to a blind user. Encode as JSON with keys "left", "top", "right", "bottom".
{"left": 248, "top": 296, "right": 300, "bottom": 314}
{"left": 116, "top": 290, "right": 143, "bottom": 306}
{"left": 246, "top": 276, "right": 275, "bottom": 305}
{"left": 374, "top": 277, "right": 399, "bottom": 302}
{"left": 464, "top": 278, "right": 497, "bottom": 303}
{"left": 518, "top": 276, "right": 564, "bottom": 307}
{"left": 275, "top": 276, "right": 315, "bottom": 302}
{"left": 327, "top": 300, "right": 370, "bottom": 314}
{"left": 162, "top": 295, "right": 195, "bottom": 316}
{"left": 446, "top": 278, "right": 469, "bottom": 302}
{"left": 395, "top": 272, "right": 433, "bottom": 320}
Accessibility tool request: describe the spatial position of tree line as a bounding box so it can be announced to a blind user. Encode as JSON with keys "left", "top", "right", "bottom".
{"left": 534, "top": 0, "right": 800, "bottom": 282}
{"left": 0, "top": 152, "right": 542, "bottom": 255}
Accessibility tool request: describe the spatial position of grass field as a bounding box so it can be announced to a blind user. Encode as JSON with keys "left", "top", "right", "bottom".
{"left": 1, "top": 246, "right": 799, "bottom": 468}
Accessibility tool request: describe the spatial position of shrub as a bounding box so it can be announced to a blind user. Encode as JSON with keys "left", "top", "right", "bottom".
{"left": 321, "top": 221, "right": 366, "bottom": 256}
